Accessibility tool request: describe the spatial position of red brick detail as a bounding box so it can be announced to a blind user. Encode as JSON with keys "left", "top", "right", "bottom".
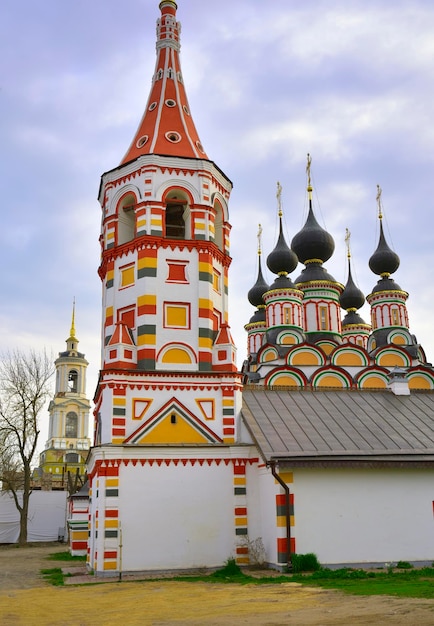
{"left": 236, "top": 546, "right": 249, "bottom": 555}
{"left": 233, "top": 464, "right": 246, "bottom": 475}
{"left": 105, "top": 510, "right": 118, "bottom": 518}
{"left": 234, "top": 507, "right": 247, "bottom": 516}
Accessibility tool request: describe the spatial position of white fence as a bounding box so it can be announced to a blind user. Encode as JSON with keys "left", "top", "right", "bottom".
{"left": 0, "top": 491, "right": 68, "bottom": 543}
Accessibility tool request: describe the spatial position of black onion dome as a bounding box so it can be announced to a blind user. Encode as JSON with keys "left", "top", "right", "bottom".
{"left": 268, "top": 273, "right": 295, "bottom": 291}
{"left": 342, "top": 310, "right": 367, "bottom": 326}
{"left": 369, "top": 220, "right": 400, "bottom": 276}
{"left": 266, "top": 217, "right": 298, "bottom": 276}
{"left": 291, "top": 203, "right": 335, "bottom": 264}
{"left": 294, "top": 263, "right": 337, "bottom": 285}
{"left": 248, "top": 308, "right": 266, "bottom": 324}
{"left": 247, "top": 256, "right": 269, "bottom": 307}
{"left": 340, "top": 260, "right": 365, "bottom": 311}
{"left": 371, "top": 276, "right": 402, "bottom": 294}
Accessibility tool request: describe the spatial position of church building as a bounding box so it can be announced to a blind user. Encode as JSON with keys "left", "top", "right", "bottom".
{"left": 83, "top": 1, "right": 434, "bottom": 574}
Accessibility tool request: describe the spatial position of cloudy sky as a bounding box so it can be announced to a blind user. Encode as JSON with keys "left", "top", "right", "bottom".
{"left": 2, "top": 0, "right": 434, "bottom": 449}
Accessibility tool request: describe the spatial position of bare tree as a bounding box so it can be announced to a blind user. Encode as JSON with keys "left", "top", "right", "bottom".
{"left": 0, "top": 349, "right": 53, "bottom": 545}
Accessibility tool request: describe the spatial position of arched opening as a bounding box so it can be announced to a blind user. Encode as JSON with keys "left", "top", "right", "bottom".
{"left": 164, "top": 190, "right": 190, "bottom": 239}
{"left": 118, "top": 193, "right": 136, "bottom": 244}
{"left": 65, "top": 411, "right": 78, "bottom": 438}
{"left": 166, "top": 203, "right": 185, "bottom": 238}
{"left": 68, "top": 370, "right": 78, "bottom": 393}
{"left": 65, "top": 452, "right": 79, "bottom": 463}
{"left": 213, "top": 201, "right": 224, "bottom": 251}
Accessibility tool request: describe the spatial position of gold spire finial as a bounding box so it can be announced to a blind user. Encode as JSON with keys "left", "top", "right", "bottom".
{"left": 306, "top": 153, "right": 313, "bottom": 198}
{"left": 345, "top": 228, "right": 351, "bottom": 259}
{"left": 257, "top": 224, "right": 263, "bottom": 256}
{"left": 276, "top": 181, "right": 282, "bottom": 218}
{"left": 376, "top": 184, "right": 383, "bottom": 220}
{"left": 70, "top": 298, "right": 76, "bottom": 339}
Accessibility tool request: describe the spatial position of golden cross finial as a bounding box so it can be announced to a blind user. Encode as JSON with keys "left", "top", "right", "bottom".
{"left": 306, "top": 153, "right": 313, "bottom": 198}
{"left": 276, "top": 181, "right": 282, "bottom": 217}
{"left": 70, "top": 297, "right": 76, "bottom": 339}
{"left": 345, "top": 228, "right": 351, "bottom": 259}
{"left": 257, "top": 224, "right": 263, "bottom": 256}
{"left": 376, "top": 184, "right": 383, "bottom": 220}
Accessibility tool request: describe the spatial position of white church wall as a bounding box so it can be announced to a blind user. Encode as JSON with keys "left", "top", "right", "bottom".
{"left": 117, "top": 461, "right": 236, "bottom": 571}
{"left": 252, "top": 466, "right": 279, "bottom": 565}
{"left": 292, "top": 468, "right": 434, "bottom": 565}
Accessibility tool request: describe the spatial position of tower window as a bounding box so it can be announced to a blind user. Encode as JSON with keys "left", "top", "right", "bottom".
{"left": 213, "top": 269, "right": 221, "bottom": 293}
{"left": 170, "top": 414, "right": 177, "bottom": 424}
{"left": 65, "top": 452, "right": 79, "bottom": 463}
{"left": 165, "top": 203, "right": 185, "bottom": 238}
{"left": 319, "top": 306, "right": 329, "bottom": 331}
{"left": 136, "top": 135, "right": 149, "bottom": 148}
{"left": 165, "top": 131, "right": 181, "bottom": 143}
{"left": 68, "top": 370, "right": 78, "bottom": 393}
{"left": 391, "top": 309, "right": 400, "bottom": 325}
{"left": 66, "top": 411, "right": 78, "bottom": 438}
{"left": 283, "top": 307, "right": 292, "bottom": 325}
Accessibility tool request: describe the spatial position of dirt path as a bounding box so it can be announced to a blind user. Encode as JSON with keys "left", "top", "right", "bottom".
{"left": 1, "top": 544, "right": 434, "bottom": 625}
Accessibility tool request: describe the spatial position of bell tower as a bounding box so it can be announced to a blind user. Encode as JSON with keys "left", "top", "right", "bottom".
{"left": 39, "top": 304, "right": 91, "bottom": 485}
{"left": 87, "top": 1, "right": 246, "bottom": 576}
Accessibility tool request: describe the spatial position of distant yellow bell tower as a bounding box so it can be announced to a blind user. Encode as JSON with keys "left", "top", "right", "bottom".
{"left": 39, "top": 304, "right": 91, "bottom": 488}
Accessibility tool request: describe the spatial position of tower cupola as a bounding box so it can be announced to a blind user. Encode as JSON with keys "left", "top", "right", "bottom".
{"left": 120, "top": 0, "right": 208, "bottom": 164}
{"left": 366, "top": 186, "right": 413, "bottom": 353}
{"left": 245, "top": 225, "right": 269, "bottom": 357}
{"left": 290, "top": 155, "right": 343, "bottom": 344}
{"left": 340, "top": 229, "right": 370, "bottom": 348}
{"left": 291, "top": 156, "right": 335, "bottom": 281}
{"left": 368, "top": 184, "right": 401, "bottom": 292}
{"left": 261, "top": 183, "right": 304, "bottom": 347}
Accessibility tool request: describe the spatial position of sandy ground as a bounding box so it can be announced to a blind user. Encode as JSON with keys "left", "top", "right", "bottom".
{"left": 1, "top": 544, "right": 434, "bottom": 625}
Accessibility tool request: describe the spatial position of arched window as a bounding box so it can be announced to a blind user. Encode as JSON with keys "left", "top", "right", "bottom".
{"left": 118, "top": 193, "right": 136, "bottom": 245}
{"left": 165, "top": 202, "right": 186, "bottom": 239}
{"left": 68, "top": 370, "right": 78, "bottom": 393}
{"left": 65, "top": 452, "right": 79, "bottom": 463}
{"left": 66, "top": 411, "right": 78, "bottom": 438}
{"left": 213, "top": 201, "right": 224, "bottom": 251}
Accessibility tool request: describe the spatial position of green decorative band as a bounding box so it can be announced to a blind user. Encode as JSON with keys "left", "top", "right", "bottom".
{"left": 137, "top": 324, "right": 156, "bottom": 336}
{"left": 138, "top": 267, "right": 157, "bottom": 278}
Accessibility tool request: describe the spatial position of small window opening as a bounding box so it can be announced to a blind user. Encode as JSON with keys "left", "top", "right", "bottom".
{"left": 170, "top": 414, "right": 177, "bottom": 424}
{"left": 166, "top": 203, "right": 185, "bottom": 239}
{"left": 68, "top": 370, "right": 78, "bottom": 393}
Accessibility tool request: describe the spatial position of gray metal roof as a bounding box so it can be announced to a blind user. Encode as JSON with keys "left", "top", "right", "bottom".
{"left": 242, "top": 388, "right": 434, "bottom": 465}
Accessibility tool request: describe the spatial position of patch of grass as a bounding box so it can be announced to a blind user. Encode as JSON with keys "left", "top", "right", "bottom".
{"left": 208, "top": 559, "right": 248, "bottom": 583}
{"left": 47, "top": 551, "right": 86, "bottom": 562}
{"left": 41, "top": 568, "right": 68, "bottom": 586}
{"left": 290, "top": 566, "right": 434, "bottom": 599}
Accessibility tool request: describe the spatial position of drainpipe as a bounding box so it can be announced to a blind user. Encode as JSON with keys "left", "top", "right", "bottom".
{"left": 269, "top": 461, "right": 292, "bottom": 570}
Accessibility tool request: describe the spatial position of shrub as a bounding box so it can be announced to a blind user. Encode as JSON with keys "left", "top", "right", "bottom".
{"left": 211, "top": 558, "right": 245, "bottom": 580}
{"left": 291, "top": 553, "right": 321, "bottom": 573}
{"left": 396, "top": 561, "right": 413, "bottom": 569}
